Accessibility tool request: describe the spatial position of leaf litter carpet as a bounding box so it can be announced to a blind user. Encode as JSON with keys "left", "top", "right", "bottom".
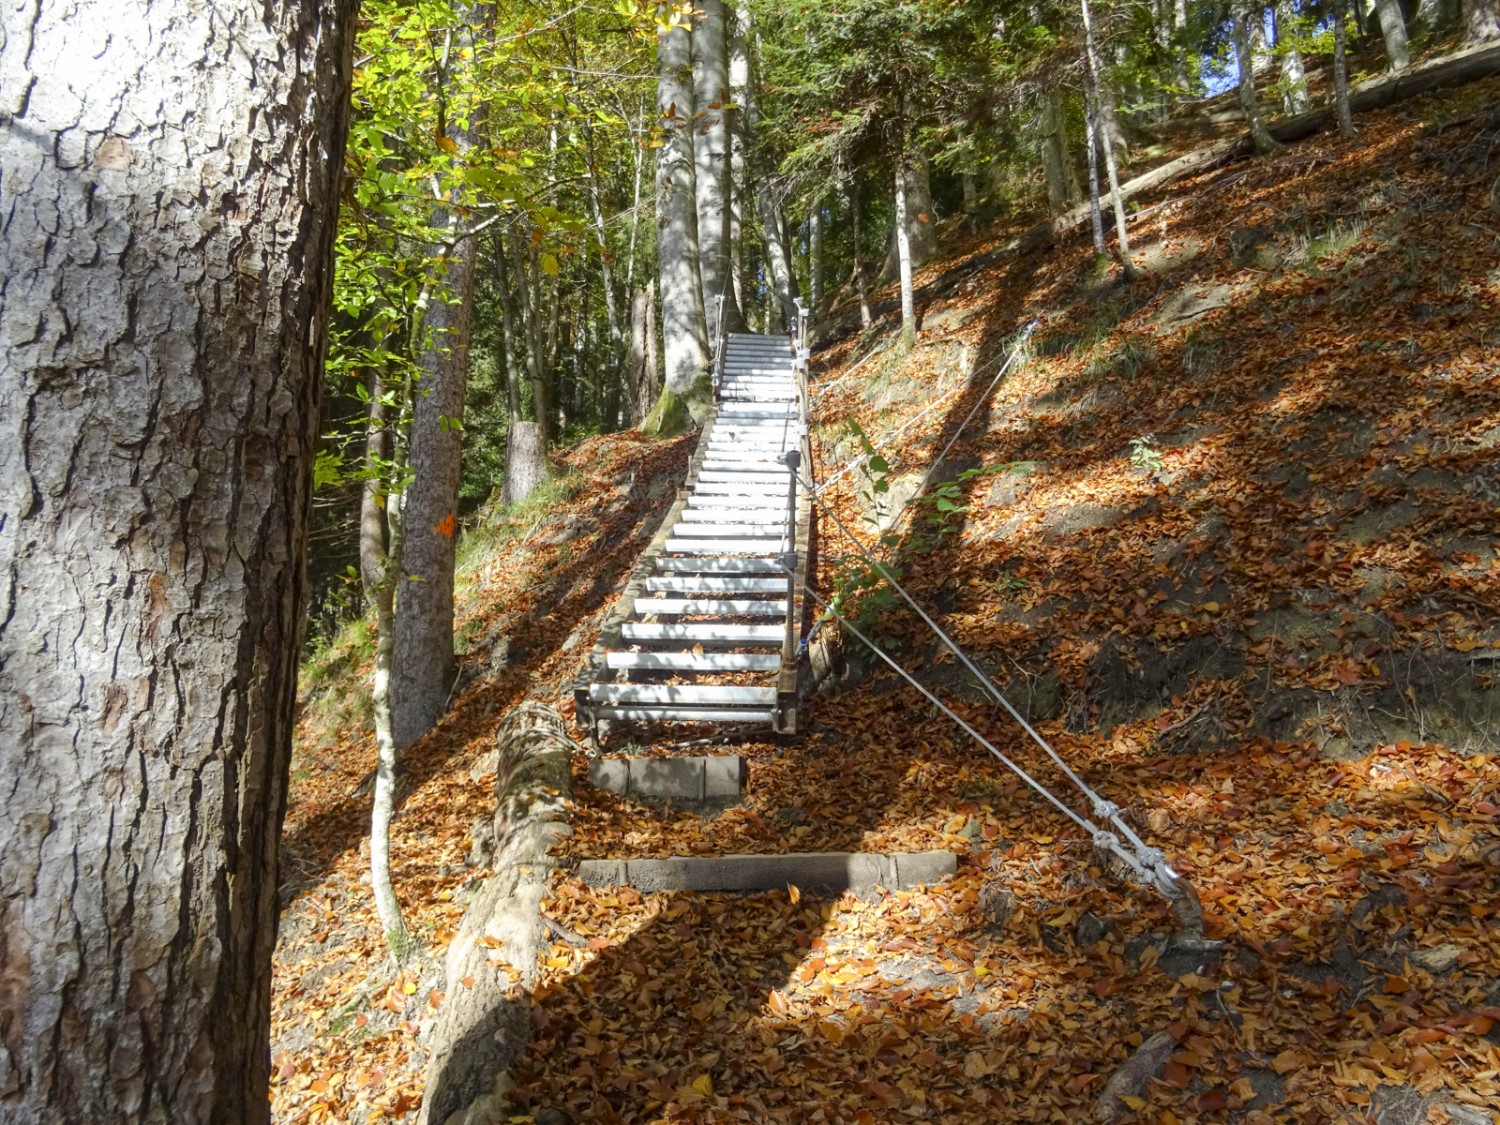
{"left": 273, "top": 81, "right": 1500, "bottom": 1124}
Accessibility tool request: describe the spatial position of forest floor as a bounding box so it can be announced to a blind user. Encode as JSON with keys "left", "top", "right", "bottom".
{"left": 271, "top": 74, "right": 1500, "bottom": 1124}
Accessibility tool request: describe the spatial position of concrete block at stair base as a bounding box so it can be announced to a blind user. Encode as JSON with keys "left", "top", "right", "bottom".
{"left": 894, "top": 850, "right": 959, "bottom": 887}
{"left": 588, "top": 758, "right": 630, "bottom": 796}
{"left": 578, "top": 859, "right": 627, "bottom": 887}
{"left": 630, "top": 758, "right": 704, "bottom": 801}
{"left": 702, "top": 755, "right": 747, "bottom": 799}
{"left": 577, "top": 852, "right": 958, "bottom": 896}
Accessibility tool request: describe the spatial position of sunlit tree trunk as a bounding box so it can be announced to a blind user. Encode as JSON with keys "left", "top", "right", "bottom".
{"left": 1081, "top": 0, "right": 1137, "bottom": 279}
{"left": 1374, "top": 0, "right": 1411, "bottom": 69}
{"left": 1462, "top": 0, "right": 1500, "bottom": 41}
{"left": 393, "top": 3, "right": 488, "bottom": 752}
{"left": 0, "top": 0, "right": 353, "bottom": 1119}
{"left": 643, "top": 11, "right": 711, "bottom": 436}
{"left": 739, "top": 0, "right": 798, "bottom": 329}
{"left": 808, "top": 196, "right": 824, "bottom": 313}
{"left": 884, "top": 153, "right": 938, "bottom": 277}
{"left": 1276, "top": 0, "right": 1310, "bottom": 113}
{"left": 893, "top": 102, "right": 917, "bottom": 351}
{"left": 693, "top": 0, "right": 743, "bottom": 333}
{"left": 1233, "top": 0, "right": 1282, "bottom": 154}
{"left": 1083, "top": 85, "right": 1108, "bottom": 253}
{"left": 360, "top": 370, "right": 390, "bottom": 593}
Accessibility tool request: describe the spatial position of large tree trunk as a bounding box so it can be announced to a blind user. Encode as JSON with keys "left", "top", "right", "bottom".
{"left": 693, "top": 0, "right": 743, "bottom": 334}
{"left": 625, "top": 286, "right": 657, "bottom": 425}
{"left": 1374, "top": 0, "right": 1412, "bottom": 69}
{"left": 501, "top": 421, "right": 549, "bottom": 508}
{"left": 0, "top": 2, "right": 354, "bottom": 1121}
{"left": 393, "top": 4, "right": 487, "bottom": 751}
{"left": 1463, "top": 0, "right": 1500, "bottom": 40}
{"left": 883, "top": 152, "right": 938, "bottom": 277}
{"left": 642, "top": 13, "right": 711, "bottom": 437}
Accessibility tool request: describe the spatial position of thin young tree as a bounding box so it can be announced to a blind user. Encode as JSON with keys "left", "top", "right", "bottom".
{"left": 1080, "top": 0, "right": 1139, "bottom": 279}
{"left": 0, "top": 1, "right": 354, "bottom": 1119}
{"left": 1334, "top": 0, "right": 1357, "bottom": 138}
{"left": 1232, "top": 0, "right": 1282, "bottom": 154}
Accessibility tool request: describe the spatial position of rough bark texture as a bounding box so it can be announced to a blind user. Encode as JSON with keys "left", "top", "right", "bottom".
{"left": 393, "top": 226, "right": 477, "bottom": 749}
{"left": 648, "top": 14, "right": 711, "bottom": 434}
{"left": 501, "top": 421, "right": 549, "bottom": 509}
{"left": 883, "top": 154, "right": 938, "bottom": 278}
{"left": 1463, "top": 0, "right": 1500, "bottom": 40}
{"left": 1375, "top": 0, "right": 1412, "bottom": 70}
{"left": 1276, "top": 0, "right": 1310, "bottom": 113}
{"left": 692, "top": 0, "right": 743, "bottom": 333}
{"left": 0, "top": 2, "right": 354, "bottom": 1121}
{"left": 626, "top": 286, "right": 657, "bottom": 426}
{"left": 1040, "top": 88, "right": 1083, "bottom": 209}
{"left": 419, "top": 702, "right": 573, "bottom": 1125}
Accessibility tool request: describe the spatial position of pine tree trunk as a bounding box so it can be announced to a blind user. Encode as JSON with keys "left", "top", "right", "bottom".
{"left": 643, "top": 13, "right": 711, "bottom": 437}
{"left": 0, "top": 1, "right": 354, "bottom": 1120}
{"left": 693, "top": 0, "right": 743, "bottom": 332}
{"left": 1276, "top": 0, "right": 1310, "bottom": 112}
{"left": 1375, "top": 0, "right": 1412, "bottom": 69}
{"left": 1233, "top": 0, "right": 1282, "bottom": 154}
{"left": 1334, "top": 0, "right": 1357, "bottom": 137}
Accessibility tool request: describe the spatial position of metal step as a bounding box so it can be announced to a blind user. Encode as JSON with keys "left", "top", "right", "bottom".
{"left": 643, "top": 576, "right": 788, "bottom": 593}
{"left": 603, "top": 650, "right": 782, "bottom": 671}
{"left": 697, "top": 471, "right": 792, "bottom": 484}
{"left": 669, "top": 523, "right": 787, "bottom": 538}
{"left": 632, "top": 596, "right": 788, "bottom": 615}
{"left": 664, "top": 537, "right": 783, "bottom": 554}
{"left": 589, "top": 705, "right": 777, "bottom": 723}
{"left": 590, "top": 684, "right": 778, "bottom": 706}
{"left": 653, "top": 556, "right": 784, "bottom": 574}
{"left": 621, "top": 622, "right": 783, "bottom": 645}
{"left": 678, "top": 508, "right": 787, "bottom": 522}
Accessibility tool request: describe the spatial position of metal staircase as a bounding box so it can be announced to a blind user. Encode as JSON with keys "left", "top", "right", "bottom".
{"left": 576, "top": 309, "right": 814, "bottom": 735}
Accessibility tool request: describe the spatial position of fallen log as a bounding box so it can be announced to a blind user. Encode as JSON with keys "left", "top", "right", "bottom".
{"left": 419, "top": 702, "right": 574, "bottom": 1125}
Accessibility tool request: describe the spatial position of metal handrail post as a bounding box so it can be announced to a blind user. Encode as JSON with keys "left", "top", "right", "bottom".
{"left": 712, "top": 292, "right": 727, "bottom": 400}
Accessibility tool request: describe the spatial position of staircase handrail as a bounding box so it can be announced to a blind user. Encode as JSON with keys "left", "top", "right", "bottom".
{"left": 711, "top": 289, "right": 728, "bottom": 400}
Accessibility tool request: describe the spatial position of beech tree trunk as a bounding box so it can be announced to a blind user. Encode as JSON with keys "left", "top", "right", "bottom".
{"left": 360, "top": 371, "right": 390, "bottom": 593}
{"left": 693, "top": 0, "right": 743, "bottom": 333}
{"left": 1463, "top": 0, "right": 1500, "bottom": 40}
{"left": 808, "top": 196, "right": 824, "bottom": 313}
{"left": 643, "top": 13, "right": 711, "bottom": 437}
{"left": 1233, "top": 0, "right": 1282, "bottom": 153}
{"left": 1277, "top": 0, "right": 1310, "bottom": 112}
{"left": 738, "top": 0, "right": 798, "bottom": 329}
{"left": 0, "top": 2, "right": 354, "bottom": 1121}
{"left": 501, "top": 421, "right": 549, "bottom": 508}
{"left": 893, "top": 108, "right": 917, "bottom": 351}
{"left": 1335, "top": 0, "right": 1357, "bottom": 137}
{"left": 1081, "top": 0, "right": 1138, "bottom": 280}
{"left": 1375, "top": 0, "right": 1412, "bottom": 69}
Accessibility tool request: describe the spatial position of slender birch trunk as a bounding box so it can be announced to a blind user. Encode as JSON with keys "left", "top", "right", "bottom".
{"left": 1334, "top": 0, "right": 1357, "bottom": 137}
{"left": 893, "top": 105, "right": 917, "bottom": 351}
